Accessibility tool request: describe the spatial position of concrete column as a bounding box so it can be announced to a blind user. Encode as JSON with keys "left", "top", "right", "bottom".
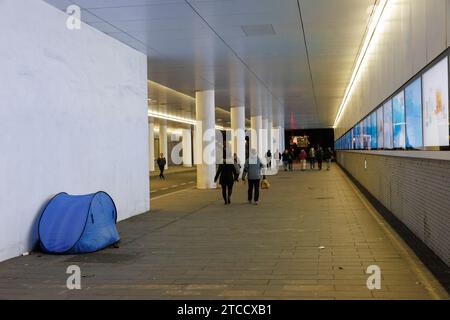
{"left": 268, "top": 121, "right": 275, "bottom": 169}
{"left": 250, "top": 115, "right": 262, "bottom": 157}
{"left": 272, "top": 127, "right": 280, "bottom": 154}
{"left": 268, "top": 121, "right": 273, "bottom": 152}
{"left": 272, "top": 126, "right": 279, "bottom": 165}
{"left": 182, "top": 128, "right": 192, "bottom": 167}
{"left": 196, "top": 90, "right": 216, "bottom": 189}
{"left": 148, "top": 119, "right": 155, "bottom": 172}
{"left": 230, "top": 106, "right": 246, "bottom": 165}
{"left": 262, "top": 117, "right": 269, "bottom": 158}
{"left": 281, "top": 128, "right": 286, "bottom": 152}
{"left": 193, "top": 126, "right": 198, "bottom": 165}
{"left": 159, "top": 123, "right": 168, "bottom": 169}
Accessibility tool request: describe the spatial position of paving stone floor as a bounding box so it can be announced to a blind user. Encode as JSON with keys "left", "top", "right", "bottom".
{"left": 0, "top": 165, "right": 448, "bottom": 300}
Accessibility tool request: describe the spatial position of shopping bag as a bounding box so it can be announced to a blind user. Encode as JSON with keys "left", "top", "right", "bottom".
{"left": 261, "top": 178, "right": 270, "bottom": 189}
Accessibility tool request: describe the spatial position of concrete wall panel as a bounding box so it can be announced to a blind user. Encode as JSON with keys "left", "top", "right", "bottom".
{"left": 0, "top": 0, "right": 149, "bottom": 261}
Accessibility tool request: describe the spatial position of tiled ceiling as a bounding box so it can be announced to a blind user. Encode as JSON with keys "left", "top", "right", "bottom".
{"left": 44, "top": 0, "right": 375, "bottom": 129}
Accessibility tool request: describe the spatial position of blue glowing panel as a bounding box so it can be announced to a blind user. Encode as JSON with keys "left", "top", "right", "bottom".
{"left": 376, "top": 107, "right": 384, "bottom": 149}
{"left": 364, "top": 117, "right": 371, "bottom": 150}
{"left": 370, "top": 112, "right": 377, "bottom": 150}
{"left": 393, "top": 91, "right": 406, "bottom": 149}
{"left": 359, "top": 121, "right": 364, "bottom": 150}
{"left": 347, "top": 130, "right": 353, "bottom": 150}
{"left": 405, "top": 78, "right": 423, "bottom": 149}
{"left": 383, "top": 100, "right": 393, "bottom": 149}
{"left": 352, "top": 127, "right": 356, "bottom": 149}
{"left": 355, "top": 124, "right": 360, "bottom": 149}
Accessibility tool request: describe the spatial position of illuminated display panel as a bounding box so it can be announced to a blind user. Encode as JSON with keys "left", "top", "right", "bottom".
{"left": 422, "top": 57, "right": 449, "bottom": 147}
{"left": 370, "top": 112, "right": 377, "bottom": 150}
{"left": 383, "top": 100, "right": 393, "bottom": 149}
{"left": 393, "top": 91, "right": 406, "bottom": 149}
{"left": 376, "top": 107, "right": 384, "bottom": 149}
{"left": 365, "top": 116, "right": 372, "bottom": 150}
{"left": 362, "top": 118, "right": 369, "bottom": 150}
{"left": 359, "top": 121, "right": 364, "bottom": 150}
{"left": 351, "top": 127, "right": 356, "bottom": 149}
{"left": 335, "top": 51, "right": 450, "bottom": 153}
{"left": 348, "top": 131, "right": 353, "bottom": 149}
{"left": 354, "top": 122, "right": 360, "bottom": 149}
{"left": 405, "top": 78, "right": 423, "bottom": 149}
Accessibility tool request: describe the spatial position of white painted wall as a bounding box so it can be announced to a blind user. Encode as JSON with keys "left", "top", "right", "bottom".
{"left": 0, "top": 0, "right": 149, "bottom": 262}
{"left": 335, "top": 0, "right": 450, "bottom": 138}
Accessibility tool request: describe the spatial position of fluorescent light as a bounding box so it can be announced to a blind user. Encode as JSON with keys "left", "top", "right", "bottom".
{"left": 153, "top": 127, "right": 182, "bottom": 136}
{"left": 149, "top": 110, "right": 228, "bottom": 130}
{"left": 333, "top": 0, "right": 393, "bottom": 129}
{"left": 148, "top": 110, "right": 196, "bottom": 125}
{"left": 148, "top": 80, "right": 195, "bottom": 101}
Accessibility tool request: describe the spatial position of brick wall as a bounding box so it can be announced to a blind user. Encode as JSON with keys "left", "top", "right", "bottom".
{"left": 337, "top": 151, "right": 450, "bottom": 267}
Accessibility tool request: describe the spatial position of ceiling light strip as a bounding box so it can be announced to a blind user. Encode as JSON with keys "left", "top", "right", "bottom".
{"left": 149, "top": 111, "right": 228, "bottom": 130}
{"left": 148, "top": 111, "right": 196, "bottom": 125}
{"left": 333, "top": 0, "right": 391, "bottom": 129}
{"left": 153, "top": 127, "right": 183, "bottom": 136}
{"left": 148, "top": 80, "right": 195, "bottom": 101}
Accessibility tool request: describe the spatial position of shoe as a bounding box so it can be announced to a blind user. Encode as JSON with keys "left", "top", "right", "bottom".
{"left": 254, "top": 202, "right": 258, "bottom": 206}
{"left": 248, "top": 200, "right": 252, "bottom": 204}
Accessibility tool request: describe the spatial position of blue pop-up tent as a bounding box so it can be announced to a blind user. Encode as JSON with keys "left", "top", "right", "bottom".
{"left": 38, "top": 192, "right": 120, "bottom": 254}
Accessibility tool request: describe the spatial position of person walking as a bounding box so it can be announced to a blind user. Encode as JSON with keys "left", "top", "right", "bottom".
{"left": 265, "top": 150, "right": 272, "bottom": 169}
{"left": 309, "top": 147, "right": 316, "bottom": 170}
{"left": 214, "top": 160, "right": 238, "bottom": 205}
{"left": 316, "top": 146, "right": 324, "bottom": 171}
{"left": 324, "top": 147, "right": 333, "bottom": 171}
{"left": 300, "top": 149, "right": 307, "bottom": 171}
{"left": 157, "top": 153, "right": 167, "bottom": 179}
{"left": 288, "top": 150, "right": 294, "bottom": 171}
{"left": 282, "top": 150, "right": 290, "bottom": 172}
{"left": 233, "top": 153, "right": 241, "bottom": 182}
{"left": 243, "top": 149, "right": 264, "bottom": 205}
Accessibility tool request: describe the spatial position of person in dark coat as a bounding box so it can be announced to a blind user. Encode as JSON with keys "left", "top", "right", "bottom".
{"left": 214, "top": 160, "right": 238, "bottom": 205}
{"left": 288, "top": 150, "right": 294, "bottom": 171}
{"left": 157, "top": 153, "right": 167, "bottom": 179}
{"left": 324, "top": 147, "right": 333, "bottom": 171}
{"left": 282, "top": 150, "right": 290, "bottom": 171}
{"left": 265, "top": 150, "right": 272, "bottom": 168}
{"left": 316, "top": 146, "right": 324, "bottom": 171}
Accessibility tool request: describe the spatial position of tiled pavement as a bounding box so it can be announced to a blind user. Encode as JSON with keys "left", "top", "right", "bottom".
{"left": 150, "top": 165, "right": 196, "bottom": 177}
{"left": 0, "top": 165, "right": 448, "bottom": 300}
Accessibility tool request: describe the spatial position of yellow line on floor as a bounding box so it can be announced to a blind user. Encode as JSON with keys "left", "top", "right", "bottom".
{"left": 338, "top": 167, "right": 449, "bottom": 300}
